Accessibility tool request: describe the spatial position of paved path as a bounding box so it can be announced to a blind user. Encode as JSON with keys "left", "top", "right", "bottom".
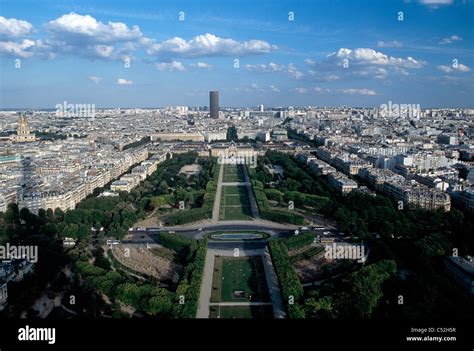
{"left": 196, "top": 248, "right": 216, "bottom": 318}
{"left": 262, "top": 247, "right": 286, "bottom": 318}
{"left": 211, "top": 164, "right": 224, "bottom": 223}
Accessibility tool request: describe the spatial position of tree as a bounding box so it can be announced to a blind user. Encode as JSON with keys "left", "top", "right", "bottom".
{"left": 282, "top": 179, "right": 300, "bottom": 192}
{"left": 226, "top": 125, "right": 238, "bottom": 141}
{"left": 158, "top": 181, "right": 169, "bottom": 195}
{"left": 116, "top": 283, "right": 142, "bottom": 307}
{"left": 304, "top": 295, "right": 334, "bottom": 318}
{"left": 338, "top": 260, "right": 397, "bottom": 318}
{"left": 38, "top": 209, "right": 47, "bottom": 220}
{"left": 46, "top": 208, "right": 55, "bottom": 222}
{"left": 42, "top": 223, "right": 59, "bottom": 238}
{"left": 147, "top": 289, "right": 173, "bottom": 315}
{"left": 5, "top": 203, "right": 19, "bottom": 224}
{"left": 19, "top": 207, "right": 31, "bottom": 223}
{"left": 77, "top": 225, "right": 89, "bottom": 240}
{"left": 54, "top": 208, "right": 64, "bottom": 221}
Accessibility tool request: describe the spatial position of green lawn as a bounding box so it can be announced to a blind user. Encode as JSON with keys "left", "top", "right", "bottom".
{"left": 224, "top": 195, "right": 247, "bottom": 206}
{"left": 211, "top": 256, "right": 270, "bottom": 303}
{"left": 223, "top": 165, "right": 245, "bottom": 183}
{"left": 209, "top": 305, "right": 274, "bottom": 319}
{"left": 219, "top": 185, "right": 252, "bottom": 220}
{"left": 224, "top": 186, "right": 244, "bottom": 195}
{"left": 221, "top": 207, "right": 251, "bottom": 220}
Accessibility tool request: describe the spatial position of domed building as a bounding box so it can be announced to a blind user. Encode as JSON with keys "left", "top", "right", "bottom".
{"left": 10, "top": 115, "right": 36, "bottom": 143}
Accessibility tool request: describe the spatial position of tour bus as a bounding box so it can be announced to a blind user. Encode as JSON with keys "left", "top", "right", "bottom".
{"left": 320, "top": 237, "right": 335, "bottom": 244}
{"left": 106, "top": 239, "right": 120, "bottom": 245}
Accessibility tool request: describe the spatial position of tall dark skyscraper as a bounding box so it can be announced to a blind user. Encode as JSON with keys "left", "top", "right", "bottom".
{"left": 210, "top": 91, "right": 219, "bottom": 119}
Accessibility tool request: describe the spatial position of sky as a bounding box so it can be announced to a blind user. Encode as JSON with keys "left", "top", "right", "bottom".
{"left": 0, "top": 0, "right": 473, "bottom": 108}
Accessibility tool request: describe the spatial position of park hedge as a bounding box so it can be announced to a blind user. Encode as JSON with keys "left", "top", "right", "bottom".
{"left": 159, "top": 232, "right": 196, "bottom": 253}
{"left": 176, "top": 240, "right": 207, "bottom": 318}
{"left": 268, "top": 240, "right": 305, "bottom": 318}
{"left": 284, "top": 232, "right": 315, "bottom": 250}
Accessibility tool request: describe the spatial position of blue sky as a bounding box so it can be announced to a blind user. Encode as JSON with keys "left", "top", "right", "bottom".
{"left": 0, "top": 0, "right": 473, "bottom": 108}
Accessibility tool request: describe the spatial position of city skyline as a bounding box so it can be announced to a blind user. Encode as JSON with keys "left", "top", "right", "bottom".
{"left": 1, "top": 0, "right": 474, "bottom": 108}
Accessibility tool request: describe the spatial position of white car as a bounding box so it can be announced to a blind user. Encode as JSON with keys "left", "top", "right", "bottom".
{"left": 323, "top": 231, "right": 330, "bottom": 236}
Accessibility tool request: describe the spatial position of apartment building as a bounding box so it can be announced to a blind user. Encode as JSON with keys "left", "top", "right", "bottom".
{"left": 444, "top": 256, "right": 474, "bottom": 296}
{"left": 328, "top": 172, "right": 358, "bottom": 195}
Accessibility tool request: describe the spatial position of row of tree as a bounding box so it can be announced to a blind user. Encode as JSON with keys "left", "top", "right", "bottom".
{"left": 268, "top": 240, "right": 305, "bottom": 318}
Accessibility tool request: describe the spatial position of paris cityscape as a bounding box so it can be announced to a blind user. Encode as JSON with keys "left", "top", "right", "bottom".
{"left": 0, "top": 0, "right": 473, "bottom": 348}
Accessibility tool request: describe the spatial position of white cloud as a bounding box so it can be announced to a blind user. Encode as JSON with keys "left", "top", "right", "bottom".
{"left": 42, "top": 12, "right": 144, "bottom": 60}
{"left": 46, "top": 12, "right": 143, "bottom": 44}
{"left": 88, "top": 75, "right": 102, "bottom": 83}
{"left": 314, "top": 87, "right": 330, "bottom": 93}
{"left": 330, "top": 48, "right": 424, "bottom": 68}
{"left": 0, "top": 15, "right": 276, "bottom": 62}
{"left": 294, "top": 87, "right": 308, "bottom": 94}
{"left": 155, "top": 61, "right": 186, "bottom": 71}
{"left": 0, "top": 16, "right": 33, "bottom": 39}
{"left": 419, "top": 0, "right": 453, "bottom": 6}
{"left": 0, "top": 39, "right": 35, "bottom": 58}
{"left": 190, "top": 62, "right": 212, "bottom": 69}
{"left": 304, "top": 58, "right": 316, "bottom": 65}
{"left": 439, "top": 35, "right": 463, "bottom": 45}
{"left": 377, "top": 40, "right": 403, "bottom": 48}
{"left": 245, "top": 62, "right": 285, "bottom": 72}
{"left": 116, "top": 78, "right": 133, "bottom": 85}
{"left": 269, "top": 85, "right": 280, "bottom": 92}
{"left": 245, "top": 62, "right": 303, "bottom": 79}
{"left": 437, "top": 63, "right": 471, "bottom": 73}
{"left": 304, "top": 47, "right": 423, "bottom": 82}
{"left": 308, "top": 72, "right": 340, "bottom": 81}
{"left": 145, "top": 33, "right": 276, "bottom": 58}
{"left": 287, "top": 63, "right": 303, "bottom": 79}
{"left": 338, "top": 88, "right": 376, "bottom": 96}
